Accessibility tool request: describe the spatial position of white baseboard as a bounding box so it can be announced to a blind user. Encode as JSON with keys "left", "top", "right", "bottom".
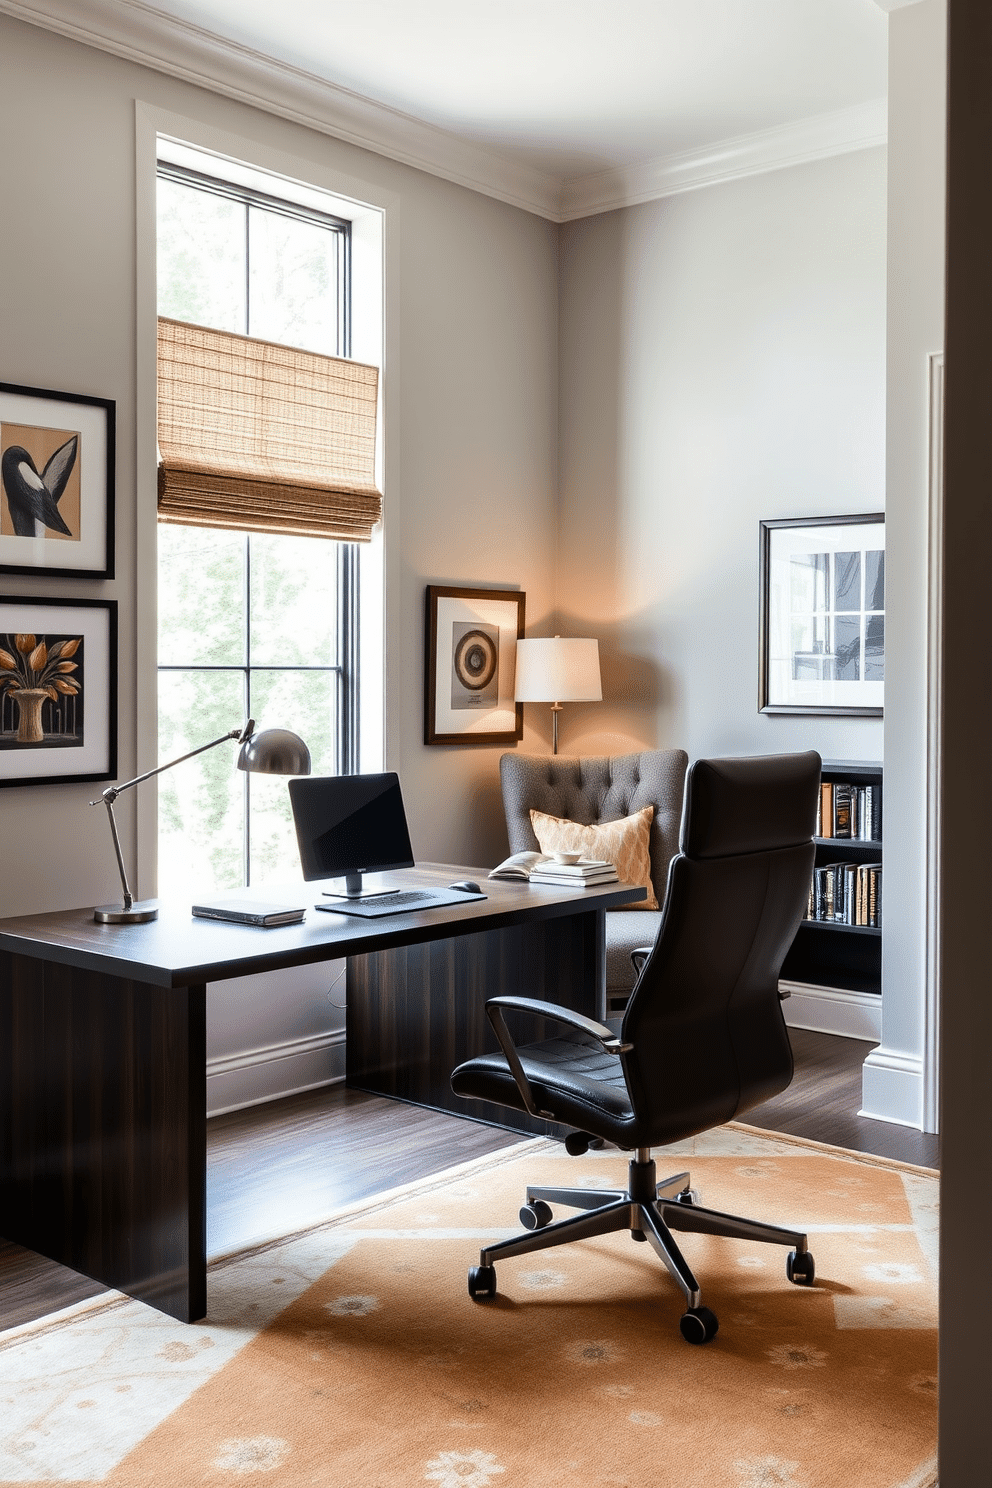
{"left": 206, "top": 1029, "right": 346, "bottom": 1116}
{"left": 779, "top": 980, "right": 883, "bottom": 1042}
{"left": 860, "top": 1046, "right": 925, "bottom": 1129}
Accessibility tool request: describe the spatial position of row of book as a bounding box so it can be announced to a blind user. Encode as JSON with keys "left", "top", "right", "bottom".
{"left": 806, "top": 861, "right": 882, "bottom": 927}
{"left": 816, "top": 781, "right": 881, "bottom": 842}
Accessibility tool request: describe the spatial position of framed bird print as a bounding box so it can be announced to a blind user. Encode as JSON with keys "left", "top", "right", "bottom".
{"left": 0, "top": 382, "right": 115, "bottom": 579}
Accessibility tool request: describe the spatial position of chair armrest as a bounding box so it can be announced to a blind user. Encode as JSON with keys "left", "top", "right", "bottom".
{"left": 484, "top": 995, "right": 632, "bottom": 1122}
{"left": 630, "top": 947, "right": 653, "bottom": 975}
{"left": 486, "top": 996, "right": 630, "bottom": 1050}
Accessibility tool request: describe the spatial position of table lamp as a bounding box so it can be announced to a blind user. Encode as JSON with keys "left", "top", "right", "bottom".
{"left": 514, "top": 635, "right": 602, "bottom": 754}
{"left": 91, "top": 717, "right": 311, "bottom": 924}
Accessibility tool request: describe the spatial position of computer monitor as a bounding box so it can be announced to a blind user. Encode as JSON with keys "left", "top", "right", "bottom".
{"left": 288, "top": 772, "right": 415, "bottom": 899}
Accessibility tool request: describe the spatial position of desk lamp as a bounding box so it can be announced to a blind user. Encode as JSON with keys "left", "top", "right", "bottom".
{"left": 91, "top": 718, "right": 311, "bottom": 924}
{"left": 514, "top": 636, "right": 602, "bottom": 754}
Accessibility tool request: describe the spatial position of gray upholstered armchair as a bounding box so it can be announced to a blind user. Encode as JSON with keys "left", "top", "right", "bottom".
{"left": 500, "top": 749, "right": 689, "bottom": 1012}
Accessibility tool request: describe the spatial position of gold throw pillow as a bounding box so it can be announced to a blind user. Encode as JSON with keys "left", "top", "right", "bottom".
{"left": 529, "top": 805, "right": 657, "bottom": 910}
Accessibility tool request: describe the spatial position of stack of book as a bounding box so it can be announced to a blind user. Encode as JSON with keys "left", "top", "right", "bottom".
{"left": 489, "top": 850, "right": 618, "bottom": 887}
{"left": 816, "top": 781, "right": 881, "bottom": 841}
{"left": 528, "top": 857, "right": 618, "bottom": 887}
{"left": 806, "top": 862, "right": 882, "bottom": 927}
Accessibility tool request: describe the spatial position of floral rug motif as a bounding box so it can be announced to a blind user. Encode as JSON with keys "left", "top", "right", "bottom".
{"left": 0, "top": 1126, "right": 938, "bottom": 1488}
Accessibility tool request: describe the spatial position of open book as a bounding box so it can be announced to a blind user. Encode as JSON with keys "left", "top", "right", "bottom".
{"left": 488, "top": 851, "right": 618, "bottom": 886}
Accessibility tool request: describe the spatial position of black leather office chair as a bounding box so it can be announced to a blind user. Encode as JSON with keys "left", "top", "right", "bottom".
{"left": 451, "top": 751, "right": 821, "bottom": 1344}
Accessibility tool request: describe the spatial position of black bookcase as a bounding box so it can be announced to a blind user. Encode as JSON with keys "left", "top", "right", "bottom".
{"left": 780, "top": 759, "right": 883, "bottom": 996}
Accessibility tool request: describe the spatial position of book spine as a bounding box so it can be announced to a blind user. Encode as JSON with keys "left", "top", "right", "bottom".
{"left": 820, "top": 782, "right": 834, "bottom": 838}
{"left": 814, "top": 867, "right": 827, "bottom": 920}
{"left": 833, "top": 784, "right": 852, "bottom": 839}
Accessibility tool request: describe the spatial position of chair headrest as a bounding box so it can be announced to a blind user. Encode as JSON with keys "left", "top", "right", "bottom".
{"left": 680, "top": 752, "right": 822, "bottom": 860}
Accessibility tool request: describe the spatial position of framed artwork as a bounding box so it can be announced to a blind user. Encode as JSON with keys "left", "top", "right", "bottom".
{"left": 0, "top": 382, "right": 115, "bottom": 579}
{"left": 425, "top": 585, "right": 525, "bottom": 745}
{"left": 0, "top": 596, "right": 118, "bottom": 787}
{"left": 759, "top": 513, "right": 884, "bottom": 717}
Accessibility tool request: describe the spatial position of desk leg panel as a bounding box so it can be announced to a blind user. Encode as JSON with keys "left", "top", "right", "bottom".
{"left": 0, "top": 952, "right": 206, "bottom": 1323}
{"left": 347, "top": 910, "right": 605, "bottom": 1134}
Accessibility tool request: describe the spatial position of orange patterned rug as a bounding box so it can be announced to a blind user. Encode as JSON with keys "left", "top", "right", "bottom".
{"left": 0, "top": 1126, "right": 938, "bottom": 1488}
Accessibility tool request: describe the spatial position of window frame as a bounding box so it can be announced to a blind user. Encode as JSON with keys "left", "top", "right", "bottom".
{"left": 155, "top": 158, "right": 361, "bottom": 890}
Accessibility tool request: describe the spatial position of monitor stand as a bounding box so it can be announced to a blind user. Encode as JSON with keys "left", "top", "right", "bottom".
{"left": 322, "top": 871, "right": 401, "bottom": 901}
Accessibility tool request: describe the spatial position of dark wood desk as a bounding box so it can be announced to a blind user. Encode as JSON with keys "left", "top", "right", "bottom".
{"left": 0, "top": 866, "right": 642, "bottom": 1322}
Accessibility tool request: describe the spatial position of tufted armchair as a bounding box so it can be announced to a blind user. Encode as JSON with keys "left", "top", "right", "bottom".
{"left": 500, "top": 749, "right": 689, "bottom": 1011}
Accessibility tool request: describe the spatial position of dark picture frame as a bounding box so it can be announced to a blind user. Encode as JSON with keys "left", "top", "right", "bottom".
{"left": 425, "top": 585, "right": 525, "bottom": 745}
{"left": 0, "top": 381, "right": 115, "bottom": 579}
{"left": 759, "top": 513, "right": 885, "bottom": 717}
{"left": 0, "top": 595, "right": 118, "bottom": 787}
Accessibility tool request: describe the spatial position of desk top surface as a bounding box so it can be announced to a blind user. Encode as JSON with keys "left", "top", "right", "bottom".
{"left": 0, "top": 863, "right": 646, "bottom": 988}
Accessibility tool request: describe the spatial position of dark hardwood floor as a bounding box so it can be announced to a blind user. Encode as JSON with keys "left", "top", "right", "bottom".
{"left": 745, "top": 1028, "right": 940, "bottom": 1168}
{"left": 0, "top": 1029, "right": 938, "bottom": 1333}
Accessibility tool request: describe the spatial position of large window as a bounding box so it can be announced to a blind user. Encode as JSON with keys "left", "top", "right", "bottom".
{"left": 156, "top": 161, "right": 358, "bottom": 897}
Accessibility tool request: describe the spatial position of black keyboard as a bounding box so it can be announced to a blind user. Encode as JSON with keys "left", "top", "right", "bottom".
{"left": 316, "top": 888, "right": 477, "bottom": 919}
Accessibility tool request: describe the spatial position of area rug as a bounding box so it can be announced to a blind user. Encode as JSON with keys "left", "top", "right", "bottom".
{"left": 0, "top": 1126, "right": 938, "bottom": 1488}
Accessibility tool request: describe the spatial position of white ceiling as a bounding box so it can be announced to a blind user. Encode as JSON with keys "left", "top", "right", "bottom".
{"left": 123, "top": 0, "right": 888, "bottom": 178}
{"left": 2, "top": 0, "right": 894, "bottom": 218}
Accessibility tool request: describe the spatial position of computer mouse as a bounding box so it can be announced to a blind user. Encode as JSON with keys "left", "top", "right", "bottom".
{"left": 449, "top": 880, "right": 482, "bottom": 894}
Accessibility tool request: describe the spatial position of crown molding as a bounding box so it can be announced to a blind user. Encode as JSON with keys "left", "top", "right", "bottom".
{"left": 559, "top": 99, "right": 888, "bottom": 221}
{"left": 0, "top": 0, "right": 887, "bottom": 224}
{"left": 0, "top": 0, "right": 563, "bottom": 219}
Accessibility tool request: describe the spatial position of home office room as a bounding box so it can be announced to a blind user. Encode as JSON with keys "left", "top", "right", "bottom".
{"left": 1, "top": 2, "right": 988, "bottom": 1485}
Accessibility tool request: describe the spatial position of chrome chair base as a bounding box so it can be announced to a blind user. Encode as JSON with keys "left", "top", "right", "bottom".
{"left": 468, "top": 1150, "right": 814, "bottom": 1342}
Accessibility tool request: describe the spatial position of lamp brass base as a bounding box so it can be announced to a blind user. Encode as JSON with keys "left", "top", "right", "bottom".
{"left": 93, "top": 900, "right": 160, "bottom": 924}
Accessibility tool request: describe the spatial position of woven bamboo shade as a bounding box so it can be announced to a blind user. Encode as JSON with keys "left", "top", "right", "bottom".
{"left": 157, "top": 317, "right": 381, "bottom": 542}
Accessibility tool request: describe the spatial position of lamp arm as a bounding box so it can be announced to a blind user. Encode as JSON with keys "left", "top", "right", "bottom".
{"left": 88, "top": 719, "right": 253, "bottom": 915}
{"left": 102, "top": 795, "right": 135, "bottom": 911}
{"left": 89, "top": 720, "right": 253, "bottom": 807}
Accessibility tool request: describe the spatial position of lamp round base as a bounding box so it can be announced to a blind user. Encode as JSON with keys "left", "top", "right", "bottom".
{"left": 93, "top": 901, "right": 160, "bottom": 924}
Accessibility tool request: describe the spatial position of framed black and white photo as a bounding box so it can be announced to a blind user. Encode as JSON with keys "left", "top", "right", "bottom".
{"left": 0, "top": 596, "right": 117, "bottom": 787}
{"left": 0, "top": 382, "right": 115, "bottom": 579}
{"left": 759, "top": 514, "right": 885, "bottom": 716}
{"left": 425, "top": 585, "right": 525, "bottom": 745}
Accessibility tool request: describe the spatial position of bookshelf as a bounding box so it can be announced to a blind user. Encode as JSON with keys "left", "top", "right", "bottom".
{"left": 780, "top": 759, "right": 883, "bottom": 997}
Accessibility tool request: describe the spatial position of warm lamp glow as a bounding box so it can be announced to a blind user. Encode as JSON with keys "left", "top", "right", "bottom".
{"left": 514, "top": 636, "right": 602, "bottom": 753}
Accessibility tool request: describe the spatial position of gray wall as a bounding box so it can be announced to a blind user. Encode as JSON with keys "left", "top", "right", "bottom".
{"left": 0, "top": 8, "right": 936, "bottom": 1130}
{"left": 556, "top": 149, "right": 887, "bottom": 765}
{"left": 0, "top": 14, "right": 558, "bottom": 1107}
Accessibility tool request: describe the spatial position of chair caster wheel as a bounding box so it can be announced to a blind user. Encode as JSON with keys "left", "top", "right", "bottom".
{"left": 520, "top": 1200, "right": 553, "bottom": 1230}
{"left": 468, "top": 1265, "right": 497, "bottom": 1300}
{"left": 675, "top": 1187, "right": 700, "bottom": 1206}
{"left": 786, "top": 1250, "right": 815, "bottom": 1285}
{"left": 679, "top": 1305, "right": 719, "bottom": 1345}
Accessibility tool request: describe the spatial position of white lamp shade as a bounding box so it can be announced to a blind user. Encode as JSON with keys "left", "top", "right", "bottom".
{"left": 514, "top": 637, "right": 602, "bottom": 702}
